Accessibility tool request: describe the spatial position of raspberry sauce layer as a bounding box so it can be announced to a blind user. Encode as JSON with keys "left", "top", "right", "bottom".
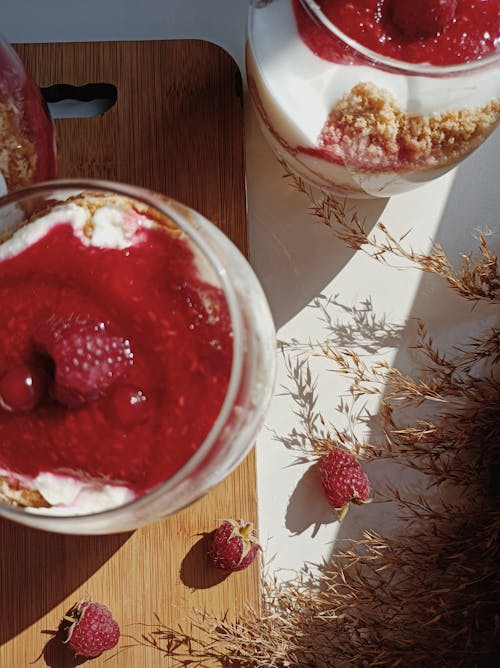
{"left": 0, "top": 202, "right": 232, "bottom": 502}
{"left": 293, "top": 0, "right": 500, "bottom": 66}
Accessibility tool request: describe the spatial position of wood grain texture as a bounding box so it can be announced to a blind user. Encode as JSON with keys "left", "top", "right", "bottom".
{"left": 0, "top": 41, "right": 255, "bottom": 666}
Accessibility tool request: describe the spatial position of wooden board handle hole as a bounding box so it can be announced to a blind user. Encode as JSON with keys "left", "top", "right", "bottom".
{"left": 41, "top": 83, "right": 117, "bottom": 119}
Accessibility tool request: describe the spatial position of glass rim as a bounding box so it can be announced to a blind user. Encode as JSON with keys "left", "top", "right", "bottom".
{"left": 300, "top": 0, "right": 500, "bottom": 76}
{"left": 0, "top": 178, "right": 246, "bottom": 523}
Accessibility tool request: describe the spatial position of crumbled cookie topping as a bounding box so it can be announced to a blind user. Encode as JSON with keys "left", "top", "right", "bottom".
{"left": 320, "top": 82, "right": 500, "bottom": 170}
{"left": 0, "top": 475, "right": 50, "bottom": 508}
{"left": 0, "top": 94, "right": 38, "bottom": 191}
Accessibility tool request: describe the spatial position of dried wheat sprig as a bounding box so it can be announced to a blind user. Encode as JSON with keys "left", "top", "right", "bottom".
{"left": 277, "top": 321, "right": 499, "bottom": 490}
{"left": 281, "top": 160, "right": 500, "bottom": 304}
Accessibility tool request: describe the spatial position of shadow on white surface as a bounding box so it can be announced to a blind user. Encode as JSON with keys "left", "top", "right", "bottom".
{"left": 246, "top": 105, "right": 389, "bottom": 329}
{"left": 436, "top": 128, "right": 500, "bottom": 258}
{"left": 327, "top": 128, "right": 500, "bottom": 561}
{"left": 258, "top": 119, "right": 499, "bottom": 575}
{"left": 284, "top": 462, "right": 337, "bottom": 538}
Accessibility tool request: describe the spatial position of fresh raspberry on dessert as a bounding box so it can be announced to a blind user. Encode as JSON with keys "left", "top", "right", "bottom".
{"left": 391, "top": 0, "right": 457, "bottom": 38}
{"left": 0, "top": 364, "right": 46, "bottom": 412}
{"left": 320, "top": 449, "right": 371, "bottom": 521}
{"left": 209, "top": 519, "right": 261, "bottom": 572}
{"left": 34, "top": 316, "right": 133, "bottom": 408}
{"left": 62, "top": 600, "right": 120, "bottom": 659}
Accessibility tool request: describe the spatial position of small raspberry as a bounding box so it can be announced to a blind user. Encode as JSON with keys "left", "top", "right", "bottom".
{"left": 107, "top": 384, "right": 150, "bottom": 426}
{"left": 62, "top": 600, "right": 120, "bottom": 659}
{"left": 209, "top": 519, "right": 261, "bottom": 573}
{"left": 320, "top": 449, "right": 370, "bottom": 521}
{"left": 34, "top": 315, "right": 133, "bottom": 407}
{"left": 0, "top": 364, "right": 46, "bottom": 412}
{"left": 391, "top": 0, "right": 457, "bottom": 38}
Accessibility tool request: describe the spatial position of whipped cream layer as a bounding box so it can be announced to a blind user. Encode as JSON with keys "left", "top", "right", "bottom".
{"left": 0, "top": 469, "right": 135, "bottom": 516}
{"left": 0, "top": 197, "right": 152, "bottom": 261}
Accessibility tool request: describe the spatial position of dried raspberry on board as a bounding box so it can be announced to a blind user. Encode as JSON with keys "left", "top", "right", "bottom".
{"left": 209, "top": 519, "right": 261, "bottom": 572}
{"left": 62, "top": 600, "right": 120, "bottom": 659}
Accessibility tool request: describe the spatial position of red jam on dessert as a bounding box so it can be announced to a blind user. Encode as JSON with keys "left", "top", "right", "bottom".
{"left": 293, "top": 0, "right": 499, "bottom": 66}
{"left": 0, "top": 194, "right": 233, "bottom": 514}
{"left": 0, "top": 37, "right": 56, "bottom": 194}
{"left": 247, "top": 0, "right": 500, "bottom": 197}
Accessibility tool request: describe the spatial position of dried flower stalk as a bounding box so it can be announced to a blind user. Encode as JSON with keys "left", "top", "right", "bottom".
{"left": 280, "top": 160, "right": 500, "bottom": 304}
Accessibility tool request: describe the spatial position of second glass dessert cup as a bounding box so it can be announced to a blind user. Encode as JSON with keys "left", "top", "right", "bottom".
{"left": 247, "top": 0, "right": 500, "bottom": 198}
{"left": 0, "top": 180, "right": 276, "bottom": 534}
{"left": 0, "top": 35, "right": 56, "bottom": 195}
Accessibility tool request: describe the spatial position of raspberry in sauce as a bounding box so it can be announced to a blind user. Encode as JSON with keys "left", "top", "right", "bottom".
{"left": 292, "top": 0, "right": 500, "bottom": 66}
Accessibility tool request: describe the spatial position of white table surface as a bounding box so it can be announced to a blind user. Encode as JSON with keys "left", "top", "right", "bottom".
{"left": 4, "top": 0, "right": 500, "bottom": 578}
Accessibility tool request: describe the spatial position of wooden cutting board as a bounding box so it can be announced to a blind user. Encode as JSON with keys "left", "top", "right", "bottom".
{"left": 0, "top": 41, "right": 257, "bottom": 667}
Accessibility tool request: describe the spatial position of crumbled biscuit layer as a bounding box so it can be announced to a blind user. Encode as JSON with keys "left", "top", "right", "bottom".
{"left": 0, "top": 94, "right": 38, "bottom": 191}
{"left": 320, "top": 82, "right": 500, "bottom": 170}
{"left": 0, "top": 475, "right": 50, "bottom": 508}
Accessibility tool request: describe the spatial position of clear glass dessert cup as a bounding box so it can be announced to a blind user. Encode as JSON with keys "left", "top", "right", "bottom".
{"left": 0, "top": 180, "right": 276, "bottom": 534}
{"left": 0, "top": 35, "right": 56, "bottom": 195}
{"left": 247, "top": 0, "right": 500, "bottom": 198}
